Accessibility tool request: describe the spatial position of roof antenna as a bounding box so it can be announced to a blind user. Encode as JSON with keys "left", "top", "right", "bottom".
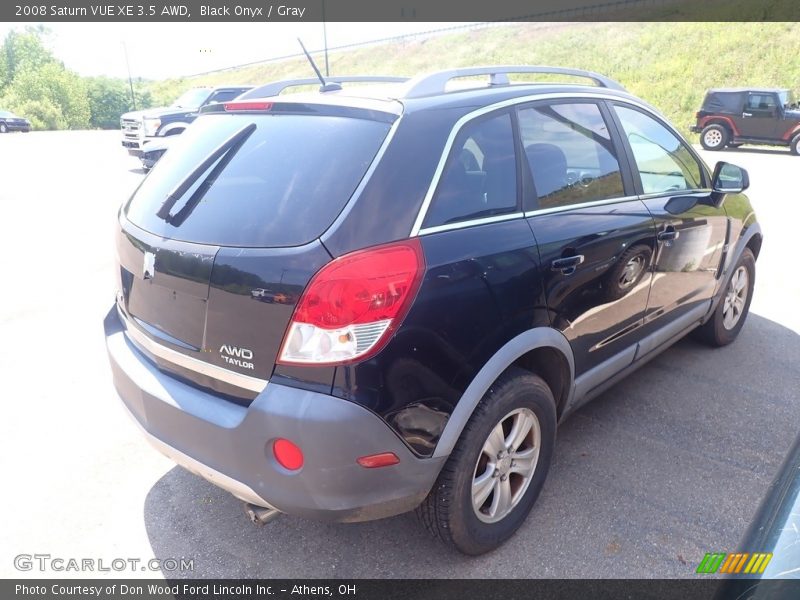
{"left": 297, "top": 38, "right": 341, "bottom": 92}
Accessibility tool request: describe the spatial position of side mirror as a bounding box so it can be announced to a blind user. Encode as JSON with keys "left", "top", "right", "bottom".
{"left": 712, "top": 161, "right": 749, "bottom": 193}
{"left": 710, "top": 161, "right": 749, "bottom": 207}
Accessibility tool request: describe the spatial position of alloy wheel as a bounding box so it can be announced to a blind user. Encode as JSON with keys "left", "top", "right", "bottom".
{"left": 722, "top": 265, "right": 749, "bottom": 330}
{"left": 472, "top": 408, "right": 541, "bottom": 523}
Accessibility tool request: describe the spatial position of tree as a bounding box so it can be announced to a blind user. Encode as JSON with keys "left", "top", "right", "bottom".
{"left": 0, "top": 97, "right": 62, "bottom": 130}
{"left": 5, "top": 63, "right": 90, "bottom": 128}
{"left": 0, "top": 26, "right": 57, "bottom": 93}
{"left": 0, "top": 26, "right": 156, "bottom": 130}
{"left": 86, "top": 77, "right": 131, "bottom": 128}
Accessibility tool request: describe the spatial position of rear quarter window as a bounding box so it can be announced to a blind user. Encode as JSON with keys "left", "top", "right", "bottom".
{"left": 125, "top": 113, "right": 391, "bottom": 247}
{"left": 422, "top": 111, "right": 518, "bottom": 229}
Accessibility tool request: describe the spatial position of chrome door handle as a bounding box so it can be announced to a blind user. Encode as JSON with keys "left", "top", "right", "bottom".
{"left": 657, "top": 227, "right": 679, "bottom": 242}
{"left": 551, "top": 255, "right": 585, "bottom": 275}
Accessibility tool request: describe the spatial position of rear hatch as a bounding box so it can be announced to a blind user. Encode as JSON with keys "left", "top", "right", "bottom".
{"left": 116, "top": 101, "right": 397, "bottom": 401}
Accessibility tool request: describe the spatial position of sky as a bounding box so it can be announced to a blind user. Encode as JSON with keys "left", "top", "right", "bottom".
{"left": 0, "top": 22, "right": 469, "bottom": 80}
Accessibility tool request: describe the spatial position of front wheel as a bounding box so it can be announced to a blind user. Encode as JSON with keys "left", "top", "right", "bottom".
{"left": 692, "top": 248, "right": 755, "bottom": 347}
{"left": 700, "top": 124, "right": 728, "bottom": 151}
{"left": 0, "top": 123, "right": 7, "bottom": 134}
{"left": 416, "top": 368, "right": 556, "bottom": 555}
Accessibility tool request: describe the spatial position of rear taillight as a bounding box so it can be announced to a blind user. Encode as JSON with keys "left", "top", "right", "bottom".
{"left": 277, "top": 239, "right": 425, "bottom": 366}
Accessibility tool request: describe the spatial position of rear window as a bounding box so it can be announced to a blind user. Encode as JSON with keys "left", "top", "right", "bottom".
{"left": 702, "top": 92, "right": 743, "bottom": 113}
{"left": 125, "top": 113, "right": 391, "bottom": 247}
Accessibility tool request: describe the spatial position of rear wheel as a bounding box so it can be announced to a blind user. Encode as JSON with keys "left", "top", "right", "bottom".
{"left": 700, "top": 124, "right": 728, "bottom": 151}
{"left": 416, "top": 367, "right": 556, "bottom": 555}
{"left": 692, "top": 248, "right": 755, "bottom": 347}
{"left": 790, "top": 134, "right": 800, "bottom": 156}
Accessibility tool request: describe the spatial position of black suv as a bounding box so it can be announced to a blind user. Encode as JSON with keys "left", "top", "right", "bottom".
{"left": 692, "top": 87, "right": 800, "bottom": 154}
{"left": 104, "top": 66, "right": 762, "bottom": 555}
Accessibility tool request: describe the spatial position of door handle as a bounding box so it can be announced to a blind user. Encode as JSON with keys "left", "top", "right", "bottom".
{"left": 551, "top": 254, "right": 584, "bottom": 275}
{"left": 742, "top": 112, "right": 753, "bottom": 117}
{"left": 657, "top": 227, "right": 680, "bottom": 242}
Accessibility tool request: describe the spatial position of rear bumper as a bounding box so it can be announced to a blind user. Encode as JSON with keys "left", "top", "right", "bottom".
{"left": 103, "top": 306, "right": 444, "bottom": 522}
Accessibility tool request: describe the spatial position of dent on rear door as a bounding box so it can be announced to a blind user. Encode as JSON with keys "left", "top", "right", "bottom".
{"left": 518, "top": 100, "right": 656, "bottom": 377}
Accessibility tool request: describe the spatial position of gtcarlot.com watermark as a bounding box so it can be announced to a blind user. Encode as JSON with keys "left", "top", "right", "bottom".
{"left": 14, "top": 553, "right": 194, "bottom": 573}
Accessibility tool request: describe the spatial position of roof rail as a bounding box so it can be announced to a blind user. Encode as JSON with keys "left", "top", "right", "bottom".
{"left": 402, "top": 66, "right": 626, "bottom": 98}
{"left": 239, "top": 76, "right": 409, "bottom": 100}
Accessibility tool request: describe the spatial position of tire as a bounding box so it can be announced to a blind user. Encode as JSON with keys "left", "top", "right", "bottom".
{"left": 416, "top": 367, "right": 556, "bottom": 555}
{"left": 603, "top": 244, "right": 652, "bottom": 302}
{"left": 700, "top": 124, "right": 728, "bottom": 151}
{"left": 692, "top": 248, "right": 755, "bottom": 347}
{"left": 0, "top": 123, "right": 7, "bottom": 134}
{"left": 790, "top": 134, "right": 800, "bottom": 156}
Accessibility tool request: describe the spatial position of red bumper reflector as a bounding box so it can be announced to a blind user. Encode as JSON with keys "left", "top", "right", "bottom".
{"left": 357, "top": 452, "right": 400, "bottom": 468}
{"left": 273, "top": 438, "right": 304, "bottom": 470}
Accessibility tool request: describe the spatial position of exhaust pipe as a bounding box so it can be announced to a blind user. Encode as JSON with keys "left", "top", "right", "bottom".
{"left": 244, "top": 503, "right": 281, "bottom": 526}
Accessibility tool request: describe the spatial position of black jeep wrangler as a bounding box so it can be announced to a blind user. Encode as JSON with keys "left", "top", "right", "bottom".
{"left": 692, "top": 87, "right": 800, "bottom": 154}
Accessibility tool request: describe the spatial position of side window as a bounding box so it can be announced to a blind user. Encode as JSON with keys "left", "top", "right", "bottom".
{"left": 747, "top": 93, "right": 777, "bottom": 111}
{"left": 206, "top": 90, "right": 242, "bottom": 105}
{"left": 423, "top": 111, "right": 517, "bottom": 229}
{"left": 517, "top": 102, "right": 624, "bottom": 210}
{"left": 614, "top": 105, "right": 704, "bottom": 195}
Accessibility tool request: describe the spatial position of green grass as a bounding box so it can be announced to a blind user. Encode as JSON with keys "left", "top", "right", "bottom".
{"left": 147, "top": 21, "right": 800, "bottom": 138}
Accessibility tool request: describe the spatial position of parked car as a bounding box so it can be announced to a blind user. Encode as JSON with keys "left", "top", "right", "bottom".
{"left": 714, "top": 433, "right": 800, "bottom": 597}
{"left": 0, "top": 110, "right": 31, "bottom": 133}
{"left": 692, "top": 87, "right": 800, "bottom": 154}
{"left": 120, "top": 85, "right": 252, "bottom": 157}
{"left": 138, "top": 137, "right": 171, "bottom": 171}
{"left": 104, "top": 66, "right": 762, "bottom": 555}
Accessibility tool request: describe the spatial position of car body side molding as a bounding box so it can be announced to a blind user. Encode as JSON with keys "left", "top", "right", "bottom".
{"left": 432, "top": 327, "right": 575, "bottom": 459}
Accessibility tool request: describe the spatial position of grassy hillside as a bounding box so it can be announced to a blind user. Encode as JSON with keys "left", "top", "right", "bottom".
{"left": 148, "top": 21, "right": 800, "bottom": 138}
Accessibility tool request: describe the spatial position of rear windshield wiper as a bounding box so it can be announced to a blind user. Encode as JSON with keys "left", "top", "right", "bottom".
{"left": 156, "top": 122, "right": 257, "bottom": 222}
